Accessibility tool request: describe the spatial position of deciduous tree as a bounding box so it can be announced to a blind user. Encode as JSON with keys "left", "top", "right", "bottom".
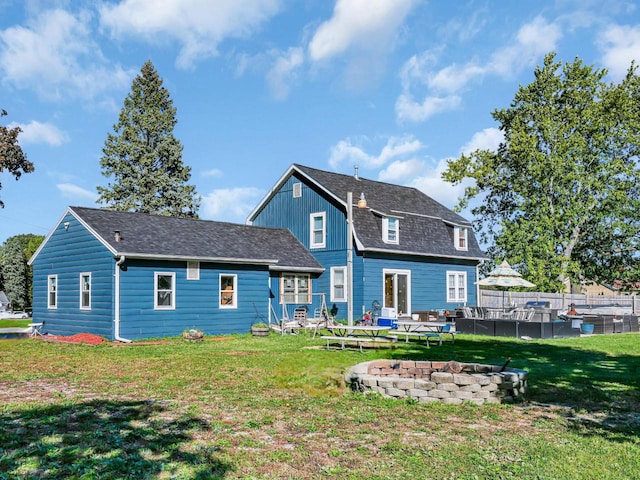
{"left": 443, "top": 53, "right": 640, "bottom": 292}
{"left": 97, "top": 61, "right": 200, "bottom": 217}
{"left": 0, "top": 109, "right": 34, "bottom": 208}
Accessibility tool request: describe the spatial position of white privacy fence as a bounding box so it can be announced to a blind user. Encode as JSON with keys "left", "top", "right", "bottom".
{"left": 478, "top": 289, "right": 639, "bottom": 313}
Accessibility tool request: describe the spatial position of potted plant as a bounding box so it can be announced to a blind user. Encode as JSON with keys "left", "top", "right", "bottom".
{"left": 182, "top": 328, "right": 204, "bottom": 342}
{"left": 251, "top": 322, "right": 270, "bottom": 337}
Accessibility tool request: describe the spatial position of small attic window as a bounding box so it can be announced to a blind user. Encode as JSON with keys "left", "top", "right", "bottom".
{"left": 293, "top": 182, "right": 302, "bottom": 198}
{"left": 382, "top": 217, "right": 399, "bottom": 244}
{"left": 454, "top": 227, "right": 468, "bottom": 251}
{"left": 187, "top": 261, "right": 200, "bottom": 280}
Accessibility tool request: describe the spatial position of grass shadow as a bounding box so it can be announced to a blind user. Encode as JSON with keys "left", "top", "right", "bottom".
{"left": 385, "top": 334, "right": 640, "bottom": 443}
{"left": 0, "top": 399, "right": 231, "bottom": 479}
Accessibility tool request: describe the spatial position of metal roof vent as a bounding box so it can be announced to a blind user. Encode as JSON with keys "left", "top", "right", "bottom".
{"left": 114, "top": 230, "right": 121, "bottom": 243}
{"left": 354, "top": 164, "right": 359, "bottom": 180}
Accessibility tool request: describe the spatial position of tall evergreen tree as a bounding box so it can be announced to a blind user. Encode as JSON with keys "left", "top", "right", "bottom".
{"left": 0, "top": 109, "right": 34, "bottom": 208}
{"left": 97, "top": 61, "right": 200, "bottom": 217}
{"left": 0, "top": 234, "right": 43, "bottom": 309}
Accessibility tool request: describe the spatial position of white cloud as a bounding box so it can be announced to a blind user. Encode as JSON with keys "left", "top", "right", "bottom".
{"left": 396, "top": 16, "right": 562, "bottom": 123}
{"left": 395, "top": 94, "right": 461, "bottom": 123}
{"left": 308, "top": 0, "right": 415, "bottom": 62}
{"left": 488, "top": 16, "right": 562, "bottom": 77}
{"left": 99, "top": 0, "right": 282, "bottom": 69}
{"left": 0, "top": 8, "right": 132, "bottom": 100}
{"left": 57, "top": 183, "right": 98, "bottom": 202}
{"left": 598, "top": 24, "right": 640, "bottom": 81}
{"left": 460, "top": 127, "right": 503, "bottom": 155}
{"left": 329, "top": 135, "right": 422, "bottom": 170}
{"left": 202, "top": 168, "right": 224, "bottom": 178}
{"left": 9, "top": 121, "right": 68, "bottom": 146}
{"left": 201, "top": 187, "right": 263, "bottom": 223}
{"left": 378, "top": 158, "right": 425, "bottom": 182}
{"left": 266, "top": 47, "right": 304, "bottom": 100}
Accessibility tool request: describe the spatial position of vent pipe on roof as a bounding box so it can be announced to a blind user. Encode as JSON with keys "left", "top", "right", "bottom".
{"left": 354, "top": 164, "right": 359, "bottom": 180}
{"left": 114, "top": 230, "right": 121, "bottom": 242}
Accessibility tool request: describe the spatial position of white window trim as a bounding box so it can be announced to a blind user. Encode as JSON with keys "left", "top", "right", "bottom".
{"left": 293, "top": 182, "right": 302, "bottom": 198}
{"left": 310, "top": 212, "right": 326, "bottom": 249}
{"left": 382, "top": 217, "right": 399, "bottom": 244}
{"left": 382, "top": 268, "right": 411, "bottom": 315}
{"left": 281, "top": 274, "right": 312, "bottom": 304}
{"left": 219, "top": 274, "right": 238, "bottom": 309}
{"left": 330, "top": 266, "right": 347, "bottom": 302}
{"left": 48, "top": 274, "right": 58, "bottom": 310}
{"left": 454, "top": 226, "right": 468, "bottom": 251}
{"left": 80, "top": 272, "right": 91, "bottom": 310}
{"left": 446, "top": 271, "right": 467, "bottom": 303}
{"left": 187, "top": 261, "right": 200, "bottom": 280}
{"left": 154, "top": 272, "right": 176, "bottom": 310}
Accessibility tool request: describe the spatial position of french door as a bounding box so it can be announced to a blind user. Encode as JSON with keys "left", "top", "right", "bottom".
{"left": 383, "top": 269, "right": 411, "bottom": 316}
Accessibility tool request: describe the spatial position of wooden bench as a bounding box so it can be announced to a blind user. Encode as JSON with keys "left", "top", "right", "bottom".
{"left": 320, "top": 335, "right": 393, "bottom": 353}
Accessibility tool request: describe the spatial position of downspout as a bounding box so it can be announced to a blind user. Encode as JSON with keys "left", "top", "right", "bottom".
{"left": 114, "top": 255, "right": 132, "bottom": 343}
{"left": 347, "top": 192, "right": 354, "bottom": 326}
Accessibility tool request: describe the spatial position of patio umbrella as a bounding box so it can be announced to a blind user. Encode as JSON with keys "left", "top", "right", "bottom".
{"left": 477, "top": 261, "right": 536, "bottom": 307}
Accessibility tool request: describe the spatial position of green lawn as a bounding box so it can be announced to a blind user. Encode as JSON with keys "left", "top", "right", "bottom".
{"left": 1, "top": 332, "right": 639, "bottom": 479}
{"left": 0, "top": 319, "right": 31, "bottom": 328}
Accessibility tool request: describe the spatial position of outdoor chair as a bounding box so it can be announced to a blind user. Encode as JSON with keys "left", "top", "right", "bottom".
{"left": 29, "top": 320, "right": 44, "bottom": 337}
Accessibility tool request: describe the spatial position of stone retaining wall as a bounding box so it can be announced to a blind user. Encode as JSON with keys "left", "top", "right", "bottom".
{"left": 345, "top": 360, "right": 528, "bottom": 405}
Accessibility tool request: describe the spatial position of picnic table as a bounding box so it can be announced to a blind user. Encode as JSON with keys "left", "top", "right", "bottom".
{"left": 395, "top": 321, "right": 454, "bottom": 345}
{"left": 321, "top": 325, "right": 392, "bottom": 352}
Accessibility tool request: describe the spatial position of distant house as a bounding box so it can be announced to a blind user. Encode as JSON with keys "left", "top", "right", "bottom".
{"left": 248, "top": 164, "right": 486, "bottom": 320}
{"left": 28, "top": 206, "right": 322, "bottom": 340}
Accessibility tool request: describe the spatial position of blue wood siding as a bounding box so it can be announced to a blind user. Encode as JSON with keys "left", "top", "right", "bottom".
{"left": 252, "top": 174, "right": 347, "bottom": 251}
{"left": 31, "top": 213, "right": 115, "bottom": 338}
{"left": 255, "top": 174, "right": 352, "bottom": 319}
{"left": 119, "top": 259, "right": 270, "bottom": 339}
{"left": 359, "top": 253, "right": 478, "bottom": 313}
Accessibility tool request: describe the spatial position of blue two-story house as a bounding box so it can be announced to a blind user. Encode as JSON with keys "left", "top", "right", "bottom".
{"left": 248, "top": 164, "right": 486, "bottom": 322}
{"left": 28, "top": 206, "right": 322, "bottom": 340}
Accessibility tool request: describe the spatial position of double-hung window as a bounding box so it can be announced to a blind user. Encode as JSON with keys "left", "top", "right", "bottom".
{"left": 454, "top": 226, "right": 468, "bottom": 251}
{"left": 282, "top": 274, "right": 311, "bottom": 304}
{"left": 48, "top": 275, "right": 57, "bottom": 309}
{"left": 80, "top": 273, "right": 91, "bottom": 310}
{"left": 219, "top": 274, "right": 237, "bottom": 308}
{"left": 383, "top": 217, "right": 399, "bottom": 244}
{"left": 154, "top": 272, "right": 175, "bottom": 310}
{"left": 447, "top": 271, "right": 467, "bottom": 303}
{"left": 310, "top": 212, "right": 326, "bottom": 249}
{"left": 330, "top": 266, "right": 347, "bottom": 302}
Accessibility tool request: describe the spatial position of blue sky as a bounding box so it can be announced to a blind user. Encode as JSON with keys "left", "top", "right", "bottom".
{"left": 1, "top": 0, "right": 639, "bottom": 244}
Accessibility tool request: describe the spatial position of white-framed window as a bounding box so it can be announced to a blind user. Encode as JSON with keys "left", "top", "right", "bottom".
{"left": 48, "top": 274, "right": 58, "bottom": 309}
{"left": 330, "top": 266, "right": 347, "bottom": 302}
{"left": 187, "top": 261, "right": 200, "bottom": 280}
{"left": 154, "top": 272, "right": 175, "bottom": 310}
{"left": 310, "top": 212, "right": 326, "bottom": 249}
{"left": 447, "top": 271, "right": 467, "bottom": 303}
{"left": 219, "top": 274, "right": 237, "bottom": 309}
{"left": 80, "top": 273, "right": 91, "bottom": 310}
{"left": 382, "top": 217, "right": 399, "bottom": 244}
{"left": 281, "top": 274, "right": 311, "bottom": 304}
{"left": 293, "top": 182, "right": 302, "bottom": 198}
{"left": 454, "top": 226, "right": 468, "bottom": 251}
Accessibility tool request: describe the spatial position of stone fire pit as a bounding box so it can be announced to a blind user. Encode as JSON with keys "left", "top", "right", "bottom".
{"left": 345, "top": 359, "right": 528, "bottom": 405}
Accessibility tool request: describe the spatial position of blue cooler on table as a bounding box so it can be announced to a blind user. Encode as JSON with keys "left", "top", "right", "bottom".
{"left": 377, "top": 318, "right": 398, "bottom": 329}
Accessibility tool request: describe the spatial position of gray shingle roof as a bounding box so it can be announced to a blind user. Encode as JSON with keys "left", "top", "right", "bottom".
{"left": 293, "top": 164, "right": 486, "bottom": 260}
{"left": 69, "top": 206, "right": 323, "bottom": 272}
